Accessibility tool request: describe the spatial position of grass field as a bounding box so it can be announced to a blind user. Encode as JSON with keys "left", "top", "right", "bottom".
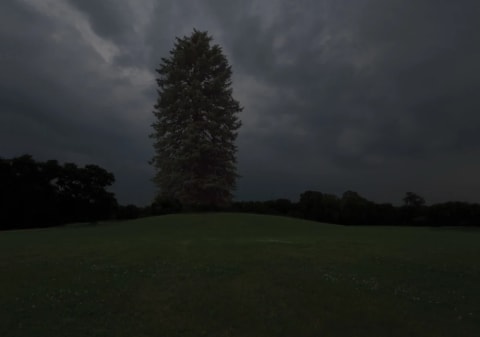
{"left": 1, "top": 213, "right": 479, "bottom": 337}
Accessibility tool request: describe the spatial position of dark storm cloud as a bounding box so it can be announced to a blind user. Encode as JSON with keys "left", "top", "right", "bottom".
{"left": 0, "top": 0, "right": 155, "bottom": 205}
{"left": 205, "top": 0, "right": 480, "bottom": 203}
{"left": 65, "top": 0, "right": 152, "bottom": 67}
{"left": 66, "top": 0, "right": 133, "bottom": 42}
{"left": 1, "top": 0, "right": 479, "bottom": 205}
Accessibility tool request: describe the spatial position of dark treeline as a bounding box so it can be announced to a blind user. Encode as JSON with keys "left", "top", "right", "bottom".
{"left": 126, "top": 190, "right": 480, "bottom": 227}
{"left": 3, "top": 155, "right": 480, "bottom": 229}
{"left": 0, "top": 155, "right": 117, "bottom": 230}
{"left": 229, "top": 191, "right": 480, "bottom": 227}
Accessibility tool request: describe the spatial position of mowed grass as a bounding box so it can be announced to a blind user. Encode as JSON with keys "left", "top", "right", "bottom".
{"left": 1, "top": 214, "right": 479, "bottom": 337}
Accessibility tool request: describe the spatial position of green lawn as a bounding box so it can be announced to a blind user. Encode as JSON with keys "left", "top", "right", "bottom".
{"left": 1, "top": 213, "right": 479, "bottom": 337}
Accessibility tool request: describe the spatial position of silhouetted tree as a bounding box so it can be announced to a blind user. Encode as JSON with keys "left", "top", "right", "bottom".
{"left": 401, "top": 192, "right": 427, "bottom": 225}
{"left": 298, "top": 191, "right": 324, "bottom": 221}
{"left": 403, "top": 192, "right": 426, "bottom": 208}
{"left": 150, "top": 195, "right": 183, "bottom": 215}
{"left": 0, "top": 155, "right": 59, "bottom": 228}
{"left": 230, "top": 191, "right": 480, "bottom": 227}
{"left": 263, "top": 199, "right": 294, "bottom": 215}
{"left": 428, "top": 202, "right": 480, "bottom": 226}
{"left": 340, "top": 191, "right": 373, "bottom": 225}
{"left": 150, "top": 29, "right": 242, "bottom": 209}
{"left": 57, "top": 163, "right": 117, "bottom": 222}
{"left": 298, "top": 191, "right": 340, "bottom": 223}
{"left": 0, "top": 155, "right": 117, "bottom": 230}
{"left": 116, "top": 204, "right": 142, "bottom": 220}
{"left": 371, "top": 203, "right": 399, "bottom": 226}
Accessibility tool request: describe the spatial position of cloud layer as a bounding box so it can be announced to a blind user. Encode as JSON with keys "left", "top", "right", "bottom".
{"left": 1, "top": 0, "right": 480, "bottom": 205}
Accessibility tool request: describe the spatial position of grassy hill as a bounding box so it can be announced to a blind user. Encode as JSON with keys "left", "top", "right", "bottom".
{"left": 1, "top": 213, "right": 479, "bottom": 337}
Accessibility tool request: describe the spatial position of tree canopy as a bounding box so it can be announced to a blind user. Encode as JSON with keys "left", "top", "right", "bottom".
{"left": 0, "top": 155, "right": 117, "bottom": 230}
{"left": 151, "top": 29, "right": 242, "bottom": 209}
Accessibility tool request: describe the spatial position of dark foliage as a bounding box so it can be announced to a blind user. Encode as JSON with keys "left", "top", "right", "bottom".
{"left": 0, "top": 155, "right": 117, "bottom": 230}
{"left": 428, "top": 202, "right": 480, "bottom": 227}
{"left": 115, "top": 204, "right": 142, "bottom": 220}
{"left": 150, "top": 196, "right": 183, "bottom": 215}
{"left": 230, "top": 191, "right": 480, "bottom": 227}
{"left": 150, "top": 29, "right": 242, "bottom": 209}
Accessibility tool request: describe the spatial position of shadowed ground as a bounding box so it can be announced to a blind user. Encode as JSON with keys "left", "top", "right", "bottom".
{"left": 1, "top": 213, "right": 479, "bottom": 336}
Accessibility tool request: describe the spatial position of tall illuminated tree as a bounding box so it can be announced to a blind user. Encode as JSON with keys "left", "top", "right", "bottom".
{"left": 150, "top": 30, "right": 242, "bottom": 208}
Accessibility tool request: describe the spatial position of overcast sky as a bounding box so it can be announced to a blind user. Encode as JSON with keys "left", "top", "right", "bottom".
{"left": 1, "top": 0, "right": 480, "bottom": 206}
